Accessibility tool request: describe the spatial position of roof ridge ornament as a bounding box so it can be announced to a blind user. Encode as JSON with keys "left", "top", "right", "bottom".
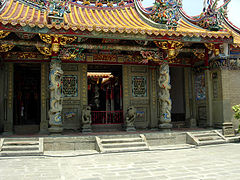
{"left": 182, "top": 0, "right": 231, "bottom": 31}
{"left": 150, "top": 0, "right": 182, "bottom": 30}
{"left": 20, "top": 0, "right": 71, "bottom": 24}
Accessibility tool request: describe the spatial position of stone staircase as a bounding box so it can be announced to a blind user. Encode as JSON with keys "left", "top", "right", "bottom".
{"left": 186, "top": 130, "right": 227, "bottom": 146}
{"left": 96, "top": 134, "right": 149, "bottom": 153}
{"left": 0, "top": 138, "right": 43, "bottom": 156}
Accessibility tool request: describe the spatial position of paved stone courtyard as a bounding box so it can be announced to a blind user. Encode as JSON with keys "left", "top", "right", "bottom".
{"left": 1, "top": 143, "right": 240, "bottom": 180}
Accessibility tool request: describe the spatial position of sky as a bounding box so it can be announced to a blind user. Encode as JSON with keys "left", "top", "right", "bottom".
{"left": 141, "top": 0, "right": 240, "bottom": 28}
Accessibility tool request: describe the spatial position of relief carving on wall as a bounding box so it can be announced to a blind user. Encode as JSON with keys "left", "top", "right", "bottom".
{"left": 194, "top": 73, "right": 206, "bottom": 101}
{"left": 62, "top": 75, "right": 78, "bottom": 97}
{"left": 132, "top": 76, "right": 147, "bottom": 97}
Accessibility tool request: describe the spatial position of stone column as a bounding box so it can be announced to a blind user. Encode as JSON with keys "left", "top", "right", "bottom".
{"left": 39, "top": 63, "right": 48, "bottom": 134}
{"left": 3, "top": 63, "right": 13, "bottom": 135}
{"left": 48, "top": 51, "right": 64, "bottom": 134}
{"left": 158, "top": 63, "right": 172, "bottom": 131}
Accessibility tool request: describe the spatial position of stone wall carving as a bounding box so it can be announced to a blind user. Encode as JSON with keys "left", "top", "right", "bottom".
{"left": 62, "top": 75, "right": 78, "bottom": 97}
{"left": 125, "top": 106, "right": 136, "bottom": 131}
{"left": 132, "top": 76, "right": 147, "bottom": 97}
{"left": 194, "top": 73, "right": 206, "bottom": 100}
{"left": 81, "top": 106, "right": 92, "bottom": 133}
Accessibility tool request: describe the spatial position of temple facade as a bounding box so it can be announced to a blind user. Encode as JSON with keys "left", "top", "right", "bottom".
{"left": 0, "top": 0, "right": 239, "bottom": 135}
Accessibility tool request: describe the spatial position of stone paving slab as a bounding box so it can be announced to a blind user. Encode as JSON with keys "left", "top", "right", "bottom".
{"left": 1, "top": 143, "right": 240, "bottom": 179}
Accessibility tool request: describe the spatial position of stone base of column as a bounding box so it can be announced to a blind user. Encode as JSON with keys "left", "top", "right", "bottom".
{"left": 82, "top": 124, "right": 92, "bottom": 133}
{"left": 159, "top": 123, "right": 172, "bottom": 132}
{"left": 126, "top": 126, "right": 136, "bottom": 132}
{"left": 2, "top": 131, "right": 13, "bottom": 136}
{"left": 39, "top": 121, "right": 48, "bottom": 134}
{"left": 3, "top": 123, "right": 13, "bottom": 135}
{"left": 48, "top": 126, "right": 63, "bottom": 134}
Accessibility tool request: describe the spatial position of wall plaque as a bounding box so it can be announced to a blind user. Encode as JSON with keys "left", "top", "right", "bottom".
{"left": 62, "top": 75, "right": 78, "bottom": 97}
{"left": 132, "top": 76, "right": 147, "bottom": 97}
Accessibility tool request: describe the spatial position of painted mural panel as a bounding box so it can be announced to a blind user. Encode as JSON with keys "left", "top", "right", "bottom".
{"left": 194, "top": 73, "right": 206, "bottom": 100}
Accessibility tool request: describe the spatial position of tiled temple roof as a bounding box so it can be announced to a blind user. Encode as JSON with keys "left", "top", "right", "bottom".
{"left": 0, "top": 0, "right": 232, "bottom": 39}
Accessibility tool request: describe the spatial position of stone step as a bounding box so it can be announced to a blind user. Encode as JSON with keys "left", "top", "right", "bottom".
{"left": 198, "top": 136, "right": 222, "bottom": 141}
{"left": 0, "top": 150, "right": 43, "bottom": 157}
{"left": 102, "top": 146, "right": 149, "bottom": 153}
{"left": 3, "top": 141, "right": 39, "bottom": 146}
{"left": 4, "top": 138, "right": 39, "bottom": 141}
{"left": 198, "top": 139, "right": 227, "bottom": 146}
{"left": 102, "top": 142, "right": 147, "bottom": 148}
{"left": 2, "top": 145, "right": 39, "bottom": 151}
{"left": 194, "top": 133, "right": 220, "bottom": 137}
{"left": 101, "top": 138, "right": 143, "bottom": 144}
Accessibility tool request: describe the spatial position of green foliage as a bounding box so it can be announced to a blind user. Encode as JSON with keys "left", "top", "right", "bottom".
{"left": 232, "top": 104, "right": 240, "bottom": 133}
{"left": 232, "top": 105, "right": 240, "bottom": 119}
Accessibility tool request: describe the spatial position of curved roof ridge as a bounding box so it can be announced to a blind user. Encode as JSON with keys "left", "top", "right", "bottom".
{"left": 0, "top": 0, "right": 232, "bottom": 40}
{"left": 70, "top": 1, "right": 134, "bottom": 10}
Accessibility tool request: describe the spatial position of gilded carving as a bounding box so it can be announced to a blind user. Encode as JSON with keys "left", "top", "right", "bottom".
{"left": 38, "top": 34, "right": 76, "bottom": 45}
{"left": 0, "top": 44, "right": 14, "bottom": 52}
{"left": 0, "top": 31, "right": 10, "bottom": 39}
{"left": 36, "top": 46, "right": 52, "bottom": 56}
{"left": 39, "top": 34, "right": 52, "bottom": 44}
{"left": 193, "top": 49, "right": 205, "bottom": 60}
{"left": 60, "top": 36, "right": 77, "bottom": 46}
{"left": 155, "top": 41, "right": 184, "bottom": 60}
{"left": 204, "top": 43, "right": 220, "bottom": 56}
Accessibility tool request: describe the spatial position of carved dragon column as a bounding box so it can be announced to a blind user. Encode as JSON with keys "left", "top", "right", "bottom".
{"left": 155, "top": 41, "right": 184, "bottom": 131}
{"left": 37, "top": 34, "right": 76, "bottom": 134}
{"left": 48, "top": 36, "right": 64, "bottom": 134}
{"left": 158, "top": 63, "right": 172, "bottom": 131}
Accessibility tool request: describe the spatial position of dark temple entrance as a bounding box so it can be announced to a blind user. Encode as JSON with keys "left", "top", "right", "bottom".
{"left": 87, "top": 65, "right": 123, "bottom": 126}
{"left": 13, "top": 64, "right": 41, "bottom": 134}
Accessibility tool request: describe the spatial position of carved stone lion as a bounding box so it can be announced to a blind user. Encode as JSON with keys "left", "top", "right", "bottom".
{"left": 125, "top": 106, "right": 136, "bottom": 131}
{"left": 81, "top": 106, "right": 92, "bottom": 132}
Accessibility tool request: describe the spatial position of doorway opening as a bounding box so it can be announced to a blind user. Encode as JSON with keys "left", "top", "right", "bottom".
{"left": 87, "top": 65, "right": 123, "bottom": 125}
{"left": 170, "top": 67, "right": 186, "bottom": 128}
{"left": 13, "top": 63, "right": 41, "bottom": 134}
